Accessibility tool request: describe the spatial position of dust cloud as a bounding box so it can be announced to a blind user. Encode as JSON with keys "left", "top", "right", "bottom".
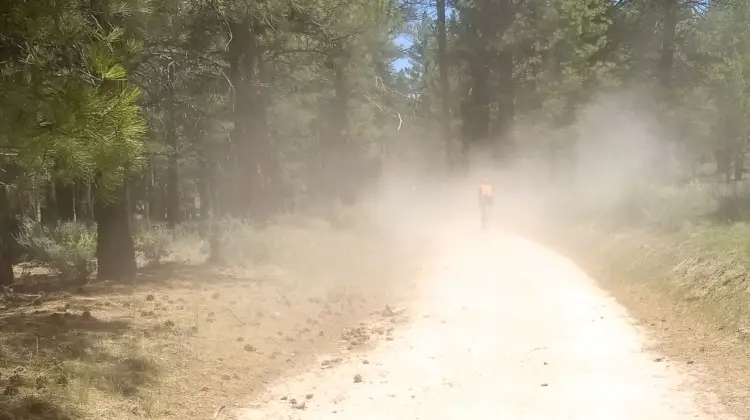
{"left": 354, "top": 89, "right": 677, "bottom": 240}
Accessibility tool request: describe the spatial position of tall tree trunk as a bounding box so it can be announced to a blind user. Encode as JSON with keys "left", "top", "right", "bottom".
{"left": 196, "top": 162, "right": 212, "bottom": 220}
{"left": 95, "top": 182, "right": 137, "bottom": 280}
{"left": 128, "top": 174, "right": 147, "bottom": 217}
{"left": 322, "top": 43, "right": 354, "bottom": 203}
{"left": 0, "top": 185, "right": 14, "bottom": 286}
{"left": 89, "top": 0, "right": 138, "bottom": 280}
{"left": 197, "top": 178, "right": 211, "bottom": 220}
{"left": 493, "top": 50, "right": 515, "bottom": 161}
{"left": 55, "top": 180, "right": 75, "bottom": 222}
{"left": 436, "top": 0, "right": 452, "bottom": 171}
{"left": 456, "top": 0, "right": 518, "bottom": 169}
{"left": 631, "top": 3, "right": 659, "bottom": 81}
{"left": 40, "top": 182, "right": 57, "bottom": 226}
{"left": 147, "top": 164, "right": 166, "bottom": 221}
{"left": 659, "top": 0, "right": 678, "bottom": 90}
{"left": 463, "top": 62, "right": 491, "bottom": 153}
{"left": 165, "top": 89, "right": 180, "bottom": 228}
{"left": 226, "top": 20, "right": 277, "bottom": 219}
{"left": 74, "top": 180, "right": 93, "bottom": 223}
{"left": 735, "top": 149, "right": 745, "bottom": 181}
{"left": 716, "top": 147, "right": 731, "bottom": 182}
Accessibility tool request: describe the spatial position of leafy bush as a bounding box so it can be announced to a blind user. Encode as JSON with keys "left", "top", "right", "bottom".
{"left": 133, "top": 223, "right": 172, "bottom": 264}
{"left": 16, "top": 220, "right": 97, "bottom": 281}
{"left": 327, "top": 200, "right": 372, "bottom": 231}
{"left": 205, "top": 217, "right": 272, "bottom": 265}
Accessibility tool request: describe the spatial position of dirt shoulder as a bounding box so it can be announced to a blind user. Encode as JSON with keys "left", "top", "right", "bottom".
{"left": 530, "top": 223, "right": 750, "bottom": 417}
{"left": 0, "top": 223, "right": 425, "bottom": 420}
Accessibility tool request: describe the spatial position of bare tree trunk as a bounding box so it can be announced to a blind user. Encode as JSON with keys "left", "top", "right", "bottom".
{"left": 735, "top": 150, "right": 745, "bottom": 181}
{"left": 0, "top": 185, "right": 14, "bottom": 286}
{"left": 462, "top": 62, "right": 491, "bottom": 153}
{"left": 659, "top": 0, "right": 678, "bottom": 90}
{"left": 322, "top": 43, "right": 355, "bottom": 203}
{"left": 197, "top": 176, "right": 212, "bottom": 220}
{"left": 494, "top": 50, "right": 515, "bottom": 161}
{"left": 147, "top": 163, "right": 166, "bottom": 221}
{"left": 456, "top": 0, "right": 518, "bottom": 170}
{"left": 436, "top": 0, "right": 452, "bottom": 171}
{"left": 631, "top": 2, "right": 658, "bottom": 80}
{"left": 74, "top": 180, "right": 93, "bottom": 223}
{"left": 55, "top": 180, "right": 75, "bottom": 222}
{"left": 86, "top": 0, "right": 137, "bottom": 281}
{"left": 95, "top": 182, "right": 137, "bottom": 281}
{"left": 165, "top": 89, "right": 181, "bottom": 228}
{"left": 226, "top": 20, "right": 277, "bottom": 219}
{"left": 40, "top": 182, "right": 57, "bottom": 226}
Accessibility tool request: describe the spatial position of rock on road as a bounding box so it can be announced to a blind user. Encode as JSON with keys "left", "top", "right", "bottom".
{"left": 238, "top": 232, "right": 732, "bottom": 420}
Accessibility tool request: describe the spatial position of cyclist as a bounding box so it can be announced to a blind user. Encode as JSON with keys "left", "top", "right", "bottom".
{"left": 478, "top": 178, "right": 493, "bottom": 231}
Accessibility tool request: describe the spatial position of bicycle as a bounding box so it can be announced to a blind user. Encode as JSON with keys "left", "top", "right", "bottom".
{"left": 479, "top": 196, "right": 493, "bottom": 232}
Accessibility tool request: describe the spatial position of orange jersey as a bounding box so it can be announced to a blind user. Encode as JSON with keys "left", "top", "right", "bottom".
{"left": 479, "top": 183, "right": 493, "bottom": 197}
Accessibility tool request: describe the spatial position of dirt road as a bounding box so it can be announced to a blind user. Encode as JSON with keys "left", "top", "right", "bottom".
{"left": 237, "top": 231, "right": 732, "bottom": 419}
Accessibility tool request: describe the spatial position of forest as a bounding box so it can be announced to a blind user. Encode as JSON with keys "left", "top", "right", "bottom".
{"left": 5, "top": 0, "right": 750, "bottom": 418}
{"left": 1, "top": 0, "right": 743, "bottom": 284}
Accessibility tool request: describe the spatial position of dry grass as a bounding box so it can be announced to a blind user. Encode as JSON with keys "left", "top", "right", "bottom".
{"left": 0, "top": 217, "right": 424, "bottom": 419}
{"left": 533, "top": 221, "right": 750, "bottom": 416}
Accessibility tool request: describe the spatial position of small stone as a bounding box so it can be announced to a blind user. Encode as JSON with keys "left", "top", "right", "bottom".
{"left": 353, "top": 374, "right": 363, "bottom": 383}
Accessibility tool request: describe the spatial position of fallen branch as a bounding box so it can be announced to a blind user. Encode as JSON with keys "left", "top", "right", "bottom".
{"left": 225, "top": 308, "right": 246, "bottom": 326}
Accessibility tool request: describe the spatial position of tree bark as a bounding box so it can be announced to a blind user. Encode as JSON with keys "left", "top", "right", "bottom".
{"left": 456, "top": 0, "right": 518, "bottom": 169}
{"left": 462, "top": 62, "right": 491, "bottom": 151}
{"left": 659, "top": 0, "right": 678, "bottom": 90}
{"left": 226, "top": 20, "right": 277, "bottom": 219}
{"left": 197, "top": 163, "right": 212, "bottom": 220}
{"left": 493, "top": 50, "right": 515, "bottom": 161}
{"left": 55, "top": 180, "right": 75, "bottom": 222}
{"left": 147, "top": 165, "right": 166, "bottom": 221}
{"left": 322, "top": 43, "right": 355, "bottom": 203}
{"left": 436, "top": 0, "right": 452, "bottom": 171}
{"left": 717, "top": 147, "right": 732, "bottom": 182}
{"left": 74, "top": 180, "right": 93, "bottom": 223}
{"left": 0, "top": 185, "right": 14, "bottom": 286}
{"left": 630, "top": 2, "right": 659, "bottom": 81}
{"left": 40, "top": 182, "right": 58, "bottom": 226}
{"left": 95, "top": 183, "right": 137, "bottom": 281}
{"left": 735, "top": 150, "right": 744, "bottom": 181}
{"left": 165, "top": 88, "right": 181, "bottom": 228}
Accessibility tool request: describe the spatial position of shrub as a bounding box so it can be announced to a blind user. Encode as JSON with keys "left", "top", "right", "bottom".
{"left": 16, "top": 220, "right": 97, "bottom": 282}
{"left": 133, "top": 223, "right": 172, "bottom": 264}
{"left": 327, "top": 200, "right": 372, "bottom": 231}
{"left": 206, "top": 217, "right": 271, "bottom": 265}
